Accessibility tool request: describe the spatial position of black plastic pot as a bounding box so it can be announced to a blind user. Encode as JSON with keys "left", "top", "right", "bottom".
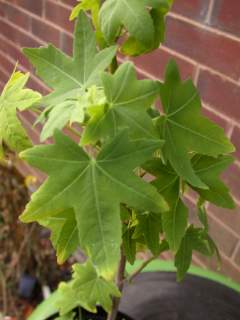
{"left": 119, "top": 272, "right": 240, "bottom": 320}
{"left": 29, "top": 267, "right": 240, "bottom": 320}
{"left": 48, "top": 307, "right": 133, "bottom": 320}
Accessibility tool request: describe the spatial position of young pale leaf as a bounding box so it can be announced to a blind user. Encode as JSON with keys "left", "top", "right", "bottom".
{"left": 70, "top": 0, "right": 105, "bottom": 47}
{"left": 38, "top": 209, "right": 79, "bottom": 264}
{"left": 70, "top": 0, "right": 99, "bottom": 21}
{"left": 144, "top": 159, "right": 188, "bottom": 253}
{"left": 20, "top": 130, "right": 168, "bottom": 277}
{"left": 158, "top": 60, "right": 235, "bottom": 189}
{"left": 57, "top": 261, "right": 120, "bottom": 315}
{"left": 82, "top": 62, "right": 159, "bottom": 145}
{"left": 192, "top": 155, "right": 235, "bottom": 209}
{"left": 23, "top": 12, "right": 116, "bottom": 141}
{"left": 0, "top": 68, "right": 41, "bottom": 156}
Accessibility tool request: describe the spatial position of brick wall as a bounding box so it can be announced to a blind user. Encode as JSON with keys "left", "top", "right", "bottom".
{"left": 0, "top": 0, "right": 239, "bottom": 282}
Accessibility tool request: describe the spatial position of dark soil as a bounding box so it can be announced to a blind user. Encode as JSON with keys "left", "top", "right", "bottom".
{"left": 0, "top": 161, "right": 72, "bottom": 319}
{"left": 48, "top": 307, "right": 133, "bottom": 320}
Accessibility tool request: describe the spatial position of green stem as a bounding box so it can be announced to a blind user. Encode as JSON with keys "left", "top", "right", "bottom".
{"left": 107, "top": 247, "right": 126, "bottom": 320}
{"left": 127, "top": 255, "right": 157, "bottom": 283}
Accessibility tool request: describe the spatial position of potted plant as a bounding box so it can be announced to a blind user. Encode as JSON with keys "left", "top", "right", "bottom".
{"left": 1, "top": 0, "right": 238, "bottom": 319}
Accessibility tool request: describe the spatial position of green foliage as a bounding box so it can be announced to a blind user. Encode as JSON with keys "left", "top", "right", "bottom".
{"left": 100, "top": 0, "right": 173, "bottom": 55}
{"left": 70, "top": 0, "right": 105, "bottom": 47}
{"left": 0, "top": 3, "right": 235, "bottom": 318}
{"left": 191, "top": 155, "right": 235, "bottom": 209}
{"left": 23, "top": 12, "right": 116, "bottom": 141}
{"left": 0, "top": 67, "right": 41, "bottom": 156}
{"left": 157, "top": 60, "right": 234, "bottom": 188}
{"left": 55, "top": 312, "right": 75, "bottom": 320}
{"left": 144, "top": 159, "right": 188, "bottom": 252}
{"left": 20, "top": 130, "right": 167, "bottom": 278}
{"left": 81, "top": 62, "right": 159, "bottom": 145}
{"left": 38, "top": 209, "right": 79, "bottom": 264}
{"left": 56, "top": 261, "right": 120, "bottom": 314}
{"left": 175, "top": 223, "right": 219, "bottom": 281}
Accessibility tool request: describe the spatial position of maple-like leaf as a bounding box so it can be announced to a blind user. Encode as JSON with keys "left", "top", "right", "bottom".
{"left": 121, "top": 1, "right": 173, "bottom": 56}
{"left": 81, "top": 62, "right": 159, "bottom": 145}
{"left": 175, "top": 225, "right": 218, "bottom": 281}
{"left": 144, "top": 159, "right": 188, "bottom": 252}
{"left": 157, "top": 60, "right": 235, "bottom": 189}
{"left": 39, "top": 209, "right": 79, "bottom": 264}
{"left": 0, "top": 68, "right": 41, "bottom": 156}
{"left": 191, "top": 155, "right": 235, "bottom": 209}
{"left": 23, "top": 11, "right": 116, "bottom": 141}
{"left": 57, "top": 261, "right": 120, "bottom": 315}
{"left": 20, "top": 130, "right": 167, "bottom": 277}
{"left": 100, "top": 0, "right": 172, "bottom": 54}
{"left": 134, "top": 212, "right": 163, "bottom": 256}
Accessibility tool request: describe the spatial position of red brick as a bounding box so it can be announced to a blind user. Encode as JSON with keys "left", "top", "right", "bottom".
{"left": 45, "top": 0, "right": 73, "bottom": 32}
{"left": 12, "top": 0, "right": 43, "bottom": 16}
{"left": 202, "top": 108, "right": 230, "bottom": 133}
{"left": 185, "top": 197, "right": 239, "bottom": 257}
{"left": 5, "top": 3, "right": 31, "bottom": 30}
{"left": 31, "top": 18, "right": 60, "bottom": 46}
{"left": 233, "top": 244, "right": 240, "bottom": 265}
{"left": 0, "top": 51, "right": 15, "bottom": 74}
{"left": 208, "top": 214, "right": 239, "bottom": 257}
{"left": 0, "top": 2, "right": 7, "bottom": 17}
{"left": 172, "top": 0, "right": 210, "bottom": 22}
{"left": 60, "top": 0, "right": 77, "bottom": 7}
{"left": 197, "top": 69, "right": 240, "bottom": 121}
{"left": 0, "top": 19, "right": 42, "bottom": 48}
{"left": 210, "top": 0, "right": 240, "bottom": 37}
{"left": 27, "top": 77, "right": 50, "bottom": 95}
{"left": 209, "top": 205, "right": 240, "bottom": 238}
{"left": 60, "top": 31, "right": 73, "bottom": 56}
{"left": 222, "top": 163, "right": 240, "bottom": 203}
{"left": 0, "top": 35, "right": 32, "bottom": 70}
{"left": 131, "top": 47, "right": 196, "bottom": 81}
{"left": 0, "top": 81, "right": 4, "bottom": 92}
{"left": 231, "top": 127, "right": 240, "bottom": 160}
{"left": 0, "top": 68, "right": 8, "bottom": 84}
{"left": 196, "top": 252, "right": 240, "bottom": 282}
{"left": 165, "top": 16, "right": 240, "bottom": 80}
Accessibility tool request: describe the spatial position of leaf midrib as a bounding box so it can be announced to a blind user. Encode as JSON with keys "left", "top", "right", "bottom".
{"left": 96, "top": 163, "right": 159, "bottom": 209}
{"left": 27, "top": 51, "right": 83, "bottom": 88}
{"left": 90, "top": 164, "right": 111, "bottom": 270}
{"left": 167, "top": 118, "right": 227, "bottom": 148}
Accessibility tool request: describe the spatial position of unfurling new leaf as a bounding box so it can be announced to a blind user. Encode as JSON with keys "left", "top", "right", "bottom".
{"left": 23, "top": 12, "right": 116, "bottom": 141}
{"left": 82, "top": 62, "right": 159, "bottom": 145}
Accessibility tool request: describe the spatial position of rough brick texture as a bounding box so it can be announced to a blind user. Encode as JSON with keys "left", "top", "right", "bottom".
{"left": 0, "top": 0, "right": 239, "bottom": 282}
